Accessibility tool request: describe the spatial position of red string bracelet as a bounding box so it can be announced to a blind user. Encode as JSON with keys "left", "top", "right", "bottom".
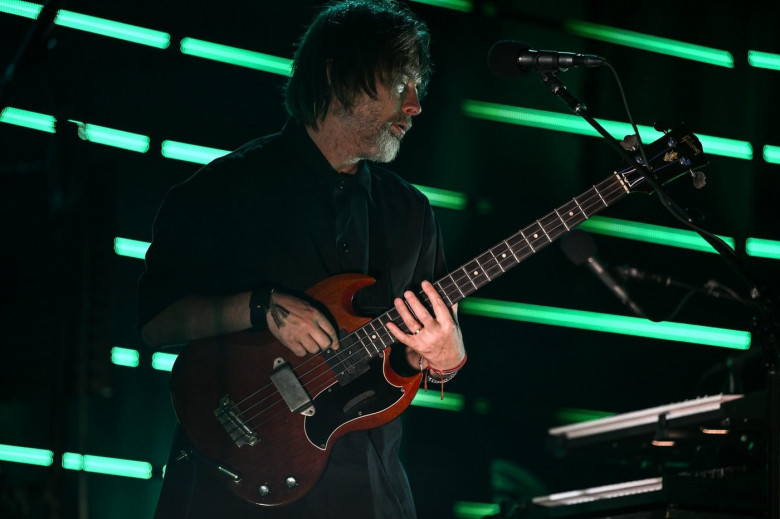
{"left": 422, "top": 354, "right": 467, "bottom": 399}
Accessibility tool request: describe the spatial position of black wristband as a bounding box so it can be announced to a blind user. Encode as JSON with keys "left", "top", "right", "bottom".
{"left": 249, "top": 287, "right": 274, "bottom": 330}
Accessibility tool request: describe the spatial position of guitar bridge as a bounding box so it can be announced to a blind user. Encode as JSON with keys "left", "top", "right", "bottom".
{"left": 215, "top": 395, "right": 259, "bottom": 447}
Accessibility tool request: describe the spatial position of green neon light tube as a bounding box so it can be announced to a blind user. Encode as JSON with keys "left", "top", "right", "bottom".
{"left": 62, "top": 452, "right": 84, "bottom": 470}
{"left": 413, "top": 184, "right": 467, "bottom": 210}
{"left": 161, "top": 140, "right": 230, "bottom": 165}
{"left": 54, "top": 10, "right": 170, "bottom": 49}
{"left": 180, "top": 38, "right": 292, "bottom": 76}
{"left": 453, "top": 501, "right": 501, "bottom": 519}
{"left": 111, "top": 347, "right": 140, "bottom": 368}
{"left": 411, "top": 391, "right": 465, "bottom": 411}
{"left": 579, "top": 215, "right": 735, "bottom": 253}
{"left": 152, "top": 352, "right": 178, "bottom": 371}
{"left": 461, "top": 100, "right": 753, "bottom": 160}
{"left": 748, "top": 50, "right": 780, "bottom": 71}
{"left": 764, "top": 145, "right": 780, "bottom": 165}
{"left": 556, "top": 407, "right": 615, "bottom": 424}
{"left": 565, "top": 20, "right": 734, "bottom": 68}
{"left": 0, "top": 107, "right": 55, "bottom": 133}
{"left": 71, "top": 122, "right": 150, "bottom": 153}
{"left": 114, "top": 237, "right": 150, "bottom": 259}
{"left": 408, "top": 0, "right": 473, "bottom": 12}
{"left": 0, "top": 444, "right": 54, "bottom": 467}
{"left": 746, "top": 237, "right": 780, "bottom": 260}
{"left": 62, "top": 453, "right": 153, "bottom": 479}
{"left": 0, "top": 0, "right": 42, "bottom": 18}
{"left": 460, "top": 298, "right": 751, "bottom": 350}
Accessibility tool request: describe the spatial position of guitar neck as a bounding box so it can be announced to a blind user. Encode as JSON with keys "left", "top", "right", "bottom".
{"left": 338, "top": 171, "right": 631, "bottom": 365}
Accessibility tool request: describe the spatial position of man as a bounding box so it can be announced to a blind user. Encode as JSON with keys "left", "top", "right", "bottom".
{"left": 138, "top": 1, "right": 466, "bottom": 517}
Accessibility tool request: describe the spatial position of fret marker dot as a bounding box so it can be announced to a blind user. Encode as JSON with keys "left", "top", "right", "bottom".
{"left": 533, "top": 233, "right": 538, "bottom": 239}
{"left": 473, "top": 270, "right": 479, "bottom": 276}
{"left": 569, "top": 211, "right": 574, "bottom": 216}
{"left": 501, "top": 253, "right": 506, "bottom": 258}
{"left": 371, "top": 335, "right": 377, "bottom": 339}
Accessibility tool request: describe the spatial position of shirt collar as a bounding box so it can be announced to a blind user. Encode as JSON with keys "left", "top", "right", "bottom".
{"left": 282, "top": 120, "right": 373, "bottom": 201}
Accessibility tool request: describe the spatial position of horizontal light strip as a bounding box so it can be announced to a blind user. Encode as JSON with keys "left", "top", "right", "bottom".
{"left": 180, "top": 38, "right": 292, "bottom": 76}
{"left": 461, "top": 100, "right": 754, "bottom": 160}
{"left": 62, "top": 453, "right": 152, "bottom": 479}
{"left": 0, "top": 0, "right": 41, "bottom": 18}
{"left": 412, "top": 390, "right": 465, "bottom": 411}
{"left": 114, "top": 237, "right": 149, "bottom": 259}
{"left": 460, "top": 297, "right": 751, "bottom": 350}
{"left": 748, "top": 50, "right": 780, "bottom": 71}
{"left": 0, "top": 444, "right": 54, "bottom": 467}
{"left": 69, "top": 121, "right": 150, "bottom": 153}
{"left": 152, "top": 352, "right": 178, "bottom": 371}
{"left": 565, "top": 19, "right": 734, "bottom": 68}
{"left": 453, "top": 501, "right": 501, "bottom": 519}
{"left": 160, "top": 140, "right": 230, "bottom": 164}
{"left": 54, "top": 10, "right": 170, "bottom": 49}
{"left": 579, "top": 215, "right": 736, "bottom": 253}
{"left": 764, "top": 145, "right": 780, "bottom": 164}
{"left": 0, "top": 107, "right": 55, "bottom": 133}
{"left": 746, "top": 237, "right": 780, "bottom": 260}
{"left": 408, "top": 0, "right": 474, "bottom": 13}
{"left": 111, "top": 346, "right": 140, "bottom": 368}
{"left": 556, "top": 407, "right": 616, "bottom": 424}
{"left": 413, "top": 185, "right": 467, "bottom": 210}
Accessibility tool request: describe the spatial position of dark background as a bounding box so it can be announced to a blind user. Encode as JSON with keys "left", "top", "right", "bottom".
{"left": 1, "top": 1, "right": 778, "bottom": 517}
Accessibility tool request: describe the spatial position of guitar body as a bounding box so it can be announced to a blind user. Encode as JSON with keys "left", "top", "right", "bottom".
{"left": 170, "top": 273, "right": 423, "bottom": 507}
{"left": 168, "top": 124, "right": 708, "bottom": 509}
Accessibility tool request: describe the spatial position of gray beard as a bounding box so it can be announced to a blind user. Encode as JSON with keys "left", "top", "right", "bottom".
{"left": 371, "top": 124, "right": 402, "bottom": 163}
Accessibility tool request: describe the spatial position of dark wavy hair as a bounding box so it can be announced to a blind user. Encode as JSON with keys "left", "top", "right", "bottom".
{"left": 284, "top": 0, "right": 432, "bottom": 128}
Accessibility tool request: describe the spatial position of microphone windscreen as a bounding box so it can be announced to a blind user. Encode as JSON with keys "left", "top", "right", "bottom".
{"left": 488, "top": 40, "right": 529, "bottom": 78}
{"left": 560, "top": 229, "right": 596, "bottom": 266}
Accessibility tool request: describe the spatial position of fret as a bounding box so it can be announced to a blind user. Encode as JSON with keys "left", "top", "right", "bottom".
{"left": 440, "top": 272, "right": 465, "bottom": 301}
{"left": 537, "top": 219, "right": 552, "bottom": 242}
{"left": 518, "top": 228, "right": 536, "bottom": 253}
{"left": 459, "top": 265, "right": 479, "bottom": 291}
{"left": 487, "top": 248, "right": 506, "bottom": 273}
{"left": 539, "top": 212, "right": 564, "bottom": 242}
{"left": 434, "top": 280, "right": 456, "bottom": 306}
{"left": 475, "top": 250, "right": 500, "bottom": 281}
{"left": 462, "top": 258, "right": 490, "bottom": 291}
{"left": 499, "top": 239, "right": 520, "bottom": 265}
{"left": 554, "top": 208, "right": 570, "bottom": 231}
{"left": 557, "top": 199, "right": 586, "bottom": 230}
{"left": 573, "top": 195, "right": 588, "bottom": 219}
{"left": 593, "top": 184, "right": 609, "bottom": 207}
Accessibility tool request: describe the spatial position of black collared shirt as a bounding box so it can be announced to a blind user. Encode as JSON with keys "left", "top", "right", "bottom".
{"left": 138, "top": 123, "right": 448, "bottom": 518}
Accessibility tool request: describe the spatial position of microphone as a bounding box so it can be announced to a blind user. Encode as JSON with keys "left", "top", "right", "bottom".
{"left": 560, "top": 229, "right": 647, "bottom": 318}
{"left": 488, "top": 40, "right": 605, "bottom": 78}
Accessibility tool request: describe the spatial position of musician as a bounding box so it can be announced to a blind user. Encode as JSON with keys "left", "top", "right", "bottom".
{"left": 138, "top": 1, "right": 466, "bottom": 517}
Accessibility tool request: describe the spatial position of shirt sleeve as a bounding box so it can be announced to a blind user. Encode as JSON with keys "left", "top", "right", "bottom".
{"left": 136, "top": 177, "right": 226, "bottom": 329}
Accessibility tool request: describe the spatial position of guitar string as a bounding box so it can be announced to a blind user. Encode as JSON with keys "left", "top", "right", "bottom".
{"left": 217, "top": 146, "right": 687, "bottom": 431}
{"left": 217, "top": 173, "right": 641, "bottom": 433}
{"left": 216, "top": 165, "right": 657, "bottom": 433}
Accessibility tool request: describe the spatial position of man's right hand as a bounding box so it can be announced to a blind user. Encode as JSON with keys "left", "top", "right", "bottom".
{"left": 266, "top": 292, "right": 339, "bottom": 356}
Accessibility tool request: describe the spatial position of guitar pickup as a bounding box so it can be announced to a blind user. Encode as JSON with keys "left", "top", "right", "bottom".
{"left": 270, "top": 358, "right": 316, "bottom": 416}
{"left": 214, "top": 395, "right": 259, "bottom": 447}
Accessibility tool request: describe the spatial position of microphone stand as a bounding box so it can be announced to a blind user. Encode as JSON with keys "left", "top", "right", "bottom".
{"left": 537, "top": 70, "right": 780, "bottom": 518}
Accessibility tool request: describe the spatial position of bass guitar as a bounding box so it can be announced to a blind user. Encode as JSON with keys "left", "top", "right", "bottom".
{"left": 170, "top": 125, "right": 708, "bottom": 506}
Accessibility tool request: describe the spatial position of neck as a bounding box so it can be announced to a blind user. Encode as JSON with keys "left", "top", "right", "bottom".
{"left": 306, "top": 120, "right": 360, "bottom": 175}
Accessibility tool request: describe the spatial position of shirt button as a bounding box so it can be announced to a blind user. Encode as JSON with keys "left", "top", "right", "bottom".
{"left": 338, "top": 180, "right": 346, "bottom": 190}
{"left": 341, "top": 241, "right": 349, "bottom": 253}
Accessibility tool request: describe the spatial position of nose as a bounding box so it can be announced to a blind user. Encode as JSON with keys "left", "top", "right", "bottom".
{"left": 401, "top": 83, "right": 422, "bottom": 116}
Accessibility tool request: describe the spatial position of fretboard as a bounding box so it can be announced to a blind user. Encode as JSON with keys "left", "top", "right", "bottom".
{"left": 334, "top": 171, "right": 631, "bottom": 369}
